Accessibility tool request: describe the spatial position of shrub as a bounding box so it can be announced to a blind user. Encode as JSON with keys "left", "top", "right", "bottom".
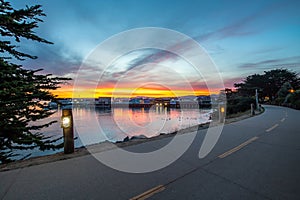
{"left": 288, "top": 90, "right": 300, "bottom": 109}
{"left": 227, "top": 96, "right": 256, "bottom": 115}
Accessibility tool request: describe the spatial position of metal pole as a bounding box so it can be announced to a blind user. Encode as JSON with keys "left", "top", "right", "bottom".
{"left": 255, "top": 89, "right": 259, "bottom": 111}
{"left": 61, "top": 109, "right": 74, "bottom": 154}
{"left": 251, "top": 103, "right": 255, "bottom": 116}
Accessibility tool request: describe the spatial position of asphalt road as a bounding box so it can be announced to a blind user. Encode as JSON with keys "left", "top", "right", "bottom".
{"left": 0, "top": 105, "right": 299, "bottom": 200}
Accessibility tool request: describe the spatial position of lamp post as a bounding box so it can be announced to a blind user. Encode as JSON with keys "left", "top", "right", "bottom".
{"left": 61, "top": 109, "right": 74, "bottom": 154}
{"left": 255, "top": 89, "right": 260, "bottom": 111}
{"left": 251, "top": 103, "right": 255, "bottom": 116}
{"left": 219, "top": 103, "right": 226, "bottom": 123}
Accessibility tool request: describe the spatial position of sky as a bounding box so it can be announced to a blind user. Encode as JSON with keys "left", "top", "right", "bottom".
{"left": 10, "top": 0, "right": 300, "bottom": 98}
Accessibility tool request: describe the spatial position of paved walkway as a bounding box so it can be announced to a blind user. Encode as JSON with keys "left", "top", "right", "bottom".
{"left": 1, "top": 105, "right": 299, "bottom": 200}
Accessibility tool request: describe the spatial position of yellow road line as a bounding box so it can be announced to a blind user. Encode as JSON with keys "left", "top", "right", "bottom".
{"left": 130, "top": 185, "right": 165, "bottom": 200}
{"left": 218, "top": 136, "right": 259, "bottom": 159}
{"left": 266, "top": 124, "right": 279, "bottom": 132}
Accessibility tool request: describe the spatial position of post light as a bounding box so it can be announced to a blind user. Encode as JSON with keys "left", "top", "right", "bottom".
{"left": 220, "top": 107, "right": 225, "bottom": 113}
{"left": 219, "top": 104, "right": 226, "bottom": 123}
{"left": 61, "top": 109, "right": 74, "bottom": 154}
{"left": 290, "top": 89, "right": 295, "bottom": 93}
{"left": 61, "top": 116, "right": 71, "bottom": 128}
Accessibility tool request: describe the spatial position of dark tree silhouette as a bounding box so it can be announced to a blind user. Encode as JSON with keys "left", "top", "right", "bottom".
{"left": 234, "top": 69, "right": 300, "bottom": 102}
{"left": 0, "top": 0, "right": 71, "bottom": 163}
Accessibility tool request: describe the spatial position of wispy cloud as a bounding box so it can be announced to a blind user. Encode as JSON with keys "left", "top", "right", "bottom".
{"left": 192, "top": 1, "right": 291, "bottom": 43}
{"left": 238, "top": 56, "right": 300, "bottom": 70}
{"left": 249, "top": 46, "right": 285, "bottom": 55}
{"left": 20, "top": 43, "right": 83, "bottom": 76}
{"left": 103, "top": 49, "right": 179, "bottom": 80}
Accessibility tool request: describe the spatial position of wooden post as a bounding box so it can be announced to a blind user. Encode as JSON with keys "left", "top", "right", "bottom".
{"left": 61, "top": 109, "right": 74, "bottom": 154}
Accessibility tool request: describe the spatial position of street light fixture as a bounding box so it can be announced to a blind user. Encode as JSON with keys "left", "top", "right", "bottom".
{"left": 220, "top": 107, "right": 225, "bottom": 113}
{"left": 219, "top": 104, "right": 226, "bottom": 123}
{"left": 61, "top": 116, "right": 71, "bottom": 128}
{"left": 61, "top": 109, "right": 74, "bottom": 154}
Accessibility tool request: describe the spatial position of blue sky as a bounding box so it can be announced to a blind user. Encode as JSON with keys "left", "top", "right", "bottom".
{"left": 10, "top": 0, "right": 300, "bottom": 96}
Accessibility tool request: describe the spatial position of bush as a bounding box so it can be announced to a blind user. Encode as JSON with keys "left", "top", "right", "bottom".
{"left": 288, "top": 91, "right": 300, "bottom": 109}
{"left": 227, "top": 96, "right": 256, "bottom": 115}
{"left": 274, "top": 97, "right": 285, "bottom": 105}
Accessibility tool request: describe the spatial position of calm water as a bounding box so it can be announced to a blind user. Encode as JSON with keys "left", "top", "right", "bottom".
{"left": 12, "top": 107, "right": 212, "bottom": 160}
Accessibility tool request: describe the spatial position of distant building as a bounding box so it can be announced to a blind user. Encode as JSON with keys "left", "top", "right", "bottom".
{"left": 129, "top": 97, "right": 153, "bottom": 107}
{"left": 48, "top": 101, "right": 58, "bottom": 109}
{"left": 57, "top": 99, "right": 72, "bottom": 106}
{"left": 178, "top": 95, "right": 198, "bottom": 102}
{"left": 154, "top": 98, "right": 171, "bottom": 107}
{"left": 95, "top": 97, "right": 111, "bottom": 108}
{"left": 197, "top": 96, "right": 212, "bottom": 108}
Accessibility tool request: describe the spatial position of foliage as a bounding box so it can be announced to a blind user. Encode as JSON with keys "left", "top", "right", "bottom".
{"left": 0, "top": 0, "right": 52, "bottom": 60}
{"left": 285, "top": 90, "right": 300, "bottom": 109}
{"left": 234, "top": 74, "right": 265, "bottom": 96}
{"left": 226, "top": 95, "right": 255, "bottom": 115}
{"left": 0, "top": 0, "right": 70, "bottom": 163}
{"left": 234, "top": 69, "right": 300, "bottom": 102}
{"left": 277, "top": 82, "right": 292, "bottom": 99}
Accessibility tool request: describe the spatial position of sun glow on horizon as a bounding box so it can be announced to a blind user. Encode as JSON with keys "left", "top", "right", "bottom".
{"left": 51, "top": 85, "right": 218, "bottom": 98}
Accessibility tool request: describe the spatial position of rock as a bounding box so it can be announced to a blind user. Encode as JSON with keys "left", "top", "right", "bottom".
{"left": 131, "top": 135, "right": 147, "bottom": 140}
{"left": 123, "top": 136, "right": 130, "bottom": 142}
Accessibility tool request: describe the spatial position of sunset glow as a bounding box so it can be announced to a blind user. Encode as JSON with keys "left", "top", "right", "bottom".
{"left": 11, "top": 0, "right": 299, "bottom": 94}
{"left": 52, "top": 86, "right": 214, "bottom": 98}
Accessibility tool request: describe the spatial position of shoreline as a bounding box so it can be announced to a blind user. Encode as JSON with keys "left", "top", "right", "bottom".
{"left": 0, "top": 108, "right": 264, "bottom": 172}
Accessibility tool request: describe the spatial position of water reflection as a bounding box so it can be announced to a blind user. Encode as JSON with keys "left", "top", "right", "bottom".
{"left": 94, "top": 107, "right": 211, "bottom": 142}
{"left": 11, "top": 107, "right": 212, "bottom": 160}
